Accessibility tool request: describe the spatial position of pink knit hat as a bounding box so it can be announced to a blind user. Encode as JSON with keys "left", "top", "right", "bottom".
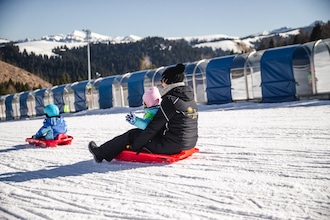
{"left": 142, "top": 87, "right": 162, "bottom": 108}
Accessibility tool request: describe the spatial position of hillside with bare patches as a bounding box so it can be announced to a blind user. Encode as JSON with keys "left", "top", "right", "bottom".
{"left": 0, "top": 60, "right": 52, "bottom": 89}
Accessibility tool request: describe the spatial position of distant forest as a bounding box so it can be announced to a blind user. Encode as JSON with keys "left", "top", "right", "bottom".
{"left": 0, "top": 79, "right": 31, "bottom": 96}
{"left": 0, "top": 21, "right": 329, "bottom": 95}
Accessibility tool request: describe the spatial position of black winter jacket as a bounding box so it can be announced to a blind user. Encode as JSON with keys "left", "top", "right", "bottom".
{"left": 132, "top": 85, "right": 198, "bottom": 154}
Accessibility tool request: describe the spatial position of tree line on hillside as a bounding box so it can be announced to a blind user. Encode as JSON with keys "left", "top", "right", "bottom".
{"left": 0, "top": 37, "right": 216, "bottom": 86}
{"left": 0, "top": 79, "right": 41, "bottom": 96}
{"left": 257, "top": 21, "right": 330, "bottom": 50}
{"left": 0, "top": 21, "right": 329, "bottom": 96}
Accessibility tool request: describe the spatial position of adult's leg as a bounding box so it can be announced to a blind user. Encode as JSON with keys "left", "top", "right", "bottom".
{"left": 143, "top": 136, "right": 182, "bottom": 155}
{"left": 99, "top": 128, "right": 143, "bottom": 161}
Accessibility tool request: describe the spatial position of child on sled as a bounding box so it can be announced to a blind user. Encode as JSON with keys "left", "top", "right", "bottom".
{"left": 33, "top": 104, "right": 68, "bottom": 140}
{"left": 125, "top": 86, "right": 162, "bottom": 129}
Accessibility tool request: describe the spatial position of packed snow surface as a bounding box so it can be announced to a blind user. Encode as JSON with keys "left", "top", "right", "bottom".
{"left": 1, "top": 100, "right": 330, "bottom": 219}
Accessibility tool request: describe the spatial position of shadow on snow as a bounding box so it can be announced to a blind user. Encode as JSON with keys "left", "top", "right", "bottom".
{"left": 0, "top": 158, "right": 167, "bottom": 183}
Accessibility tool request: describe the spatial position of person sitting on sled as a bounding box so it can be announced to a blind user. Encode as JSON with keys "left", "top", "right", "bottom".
{"left": 33, "top": 104, "right": 68, "bottom": 140}
{"left": 125, "top": 86, "right": 162, "bottom": 130}
{"left": 88, "top": 63, "right": 198, "bottom": 163}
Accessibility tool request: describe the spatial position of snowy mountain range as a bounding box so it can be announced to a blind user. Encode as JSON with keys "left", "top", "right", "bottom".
{"left": 0, "top": 21, "right": 321, "bottom": 57}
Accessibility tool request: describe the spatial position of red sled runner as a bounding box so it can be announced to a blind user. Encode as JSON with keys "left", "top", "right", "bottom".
{"left": 25, "top": 134, "right": 73, "bottom": 147}
{"left": 115, "top": 147, "right": 199, "bottom": 163}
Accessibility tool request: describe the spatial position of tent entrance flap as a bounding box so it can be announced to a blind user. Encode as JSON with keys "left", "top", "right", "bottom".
{"left": 261, "top": 45, "right": 298, "bottom": 102}
{"left": 206, "top": 56, "right": 235, "bottom": 104}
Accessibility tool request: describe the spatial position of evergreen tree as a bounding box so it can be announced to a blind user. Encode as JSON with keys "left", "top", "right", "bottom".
{"left": 321, "top": 21, "right": 330, "bottom": 39}
{"left": 268, "top": 38, "right": 275, "bottom": 48}
{"left": 310, "top": 23, "right": 322, "bottom": 41}
{"left": 276, "top": 36, "right": 287, "bottom": 47}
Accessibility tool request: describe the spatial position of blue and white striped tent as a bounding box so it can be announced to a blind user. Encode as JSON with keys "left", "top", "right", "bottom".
{"left": 19, "top": 91, "right": 35, "bottom": 118}
{"left": 71, "top": 80, "right": 89, "bottom": 112}
{"left": 127, "top": 70, "right": 148, "bottom": 107}
{"left": 94, "top": 76, "right": 116, "bottom": 109}
{"left": 260, "top": 45, "right": 299, "bottom": 102}
{"left": 5, "top": 94, "right": 20, "bottom": 120}
{"left": 34, "top": 88, "right": 53, "bottom": 116}
{"left": 206, "top": 55, "right": 235, "bottom": 104}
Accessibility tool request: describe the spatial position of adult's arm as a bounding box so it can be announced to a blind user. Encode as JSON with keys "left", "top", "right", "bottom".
{"left": 131, "top": 98, "right": 176, "bottom": 151}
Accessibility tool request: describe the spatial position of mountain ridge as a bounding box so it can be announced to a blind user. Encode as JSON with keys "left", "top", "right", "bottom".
{"left": 0, "top": 20, "right": 323, "bottom": 57}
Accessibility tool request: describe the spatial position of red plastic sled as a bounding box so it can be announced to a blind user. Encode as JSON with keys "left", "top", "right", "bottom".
{"left": 115, "top": 147, "right": 199, "bottom": 163}
{"left": 25, "top": 134, "right": 73, "bottom": 147}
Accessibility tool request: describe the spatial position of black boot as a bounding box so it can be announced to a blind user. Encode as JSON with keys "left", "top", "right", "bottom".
{"left": 88, "top": 141, "right": 103, "bottom": 163}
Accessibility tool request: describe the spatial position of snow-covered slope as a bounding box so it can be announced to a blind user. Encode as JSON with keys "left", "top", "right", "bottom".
{"left": 0, "top": 100, "right": 330, "bottom": 219}
{"left": 16, "top": 40, "right": 87, "bottom": 57}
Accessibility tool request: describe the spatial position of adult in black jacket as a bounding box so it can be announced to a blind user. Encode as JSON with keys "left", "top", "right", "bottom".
{"left": 88, "top": 63, "right": 198, "bottom": 162}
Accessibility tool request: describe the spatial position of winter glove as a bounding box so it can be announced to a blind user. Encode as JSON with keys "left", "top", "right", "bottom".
{"left": 125, "top": 112, "right": 136, "bottom": 125}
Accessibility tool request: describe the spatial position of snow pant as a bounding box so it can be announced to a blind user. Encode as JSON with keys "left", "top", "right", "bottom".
{"left": 97, "top": 128, "right": 142, "bottom": 161}
{"left": 97, "top": 128, "right": 183, "bottom": 162}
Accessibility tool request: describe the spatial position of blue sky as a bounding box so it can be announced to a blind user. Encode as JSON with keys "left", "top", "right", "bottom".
{"left": 0, "top": 0, "right": 329, "bottom": 41}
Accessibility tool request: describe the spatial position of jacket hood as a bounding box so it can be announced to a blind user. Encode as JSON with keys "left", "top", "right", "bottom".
{"left": 164, "top": 86, "right": 194, "bottom": 102}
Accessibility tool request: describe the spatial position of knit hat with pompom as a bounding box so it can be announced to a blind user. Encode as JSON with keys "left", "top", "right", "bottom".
{"left": 161, "top": 63, "right": 185, "bottom": 84}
